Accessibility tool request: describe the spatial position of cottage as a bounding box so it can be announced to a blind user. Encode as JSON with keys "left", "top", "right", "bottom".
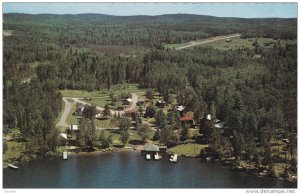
{"left": 74, "top": 105, "right": 85, "bottom": 116}
{"left": 156, "top": 100, "right": 166, "bottom": 108}
{"left": 180, "top": 115, "right": 194, "bottom": 126}
{"left": 206, "top": 114, "right": 212, "bottom": 121}
{"left": 123, "top": 98, "right": 133, "bottom": 106}
{"left": 68, "top": 125, "right": 79, "bottom": 132}
{"left": 177, "top": 105, "right": 185, "bottom": 112}
{"left": 95, "top": 109, "right": 101, "bottom": 118}
{"left": 58, "top": 133, "right": 68, "bottom": 145}
{"left": 214, "top": 119, "right": 224, "bottom": 129}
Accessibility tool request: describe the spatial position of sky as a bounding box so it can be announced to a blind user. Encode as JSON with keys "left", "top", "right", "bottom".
{"left": 3, "top": 2, "right": 298, "bottom": 18}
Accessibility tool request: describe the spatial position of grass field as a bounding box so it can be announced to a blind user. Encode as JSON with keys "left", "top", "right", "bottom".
{"left": 95, "top": 129, "right": 145, "bottom": 146}
{"left": 60, "top": 84, "right": 145, "bottom": 98}
{"left": 83, "top": 97, "right": 111, "bottom": 108}
{"left": 168, "top": 143, "right": 208, "bottom": 156}
{"left": 96, "top": 118, "right": 112, "bottom": 128}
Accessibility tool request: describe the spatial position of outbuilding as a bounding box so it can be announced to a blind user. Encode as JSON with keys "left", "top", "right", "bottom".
{"left": 141, "top": 144, "right": 166, "bottom": 155}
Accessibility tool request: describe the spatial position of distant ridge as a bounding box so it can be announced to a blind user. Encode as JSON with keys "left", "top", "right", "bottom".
{"left": 3, "top": 12, "right": 296, "bottom": 20}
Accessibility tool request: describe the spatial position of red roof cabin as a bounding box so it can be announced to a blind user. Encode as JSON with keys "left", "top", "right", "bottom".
{"left": 180, "top": 115, "right": 194, "bottom": 126}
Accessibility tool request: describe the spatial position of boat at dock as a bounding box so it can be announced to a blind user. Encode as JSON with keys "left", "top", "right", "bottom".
{"left": 169, "top": 154, "right": 178, "bottom": 163}
{"left": 146, "top": 154, "right": 151, "bottom": 160}
{"left": 154, "top": 152, "right": 162, "bottom": 160}
{"left": 63, "top": 151, "right": 68, "bottom": 160}
{"left": 8, "top": 164, "right": 19, "bottom": 169}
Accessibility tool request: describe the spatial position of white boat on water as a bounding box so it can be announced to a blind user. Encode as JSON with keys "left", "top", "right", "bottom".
{"left": 63, "top": 151, "right": 68, "bottom": 160}
{"left": 8, "top": 164, "right": 19, "bottom": 169}
{"left": 146, "top": 154, "right": 151, "bottom": 160}
{"left": 169, "top": 154, "right": 178, "bottom": 163}
{"left": 154, "top": 152, "right": 162, "bottom": 160}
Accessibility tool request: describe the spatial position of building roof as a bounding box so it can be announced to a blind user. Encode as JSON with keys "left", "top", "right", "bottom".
{"left": 206, "top": 114, "right": 212, "bottom": 120}
{"left": 180, "top": 115, "right": 193, "bottom": 121}
{"left": 68, "top": 125, "right": 79, "bottom": 130}
{"left": 177, "top": 105, "right": 185, "bottom": 112}
{"left": 144, "top": 144, "right": 160, "bottom": 152}
{"left": 59, "top": 133, "right": 68, "bottom": 140}
{"left": 125, "top": 98, "right": 133, "bottom": 102}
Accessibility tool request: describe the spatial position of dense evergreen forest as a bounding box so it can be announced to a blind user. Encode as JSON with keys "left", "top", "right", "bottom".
{"left": 3, "top": 13, "right": 297, "bottom": 170}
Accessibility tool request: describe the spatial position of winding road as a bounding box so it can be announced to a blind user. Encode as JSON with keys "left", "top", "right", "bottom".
{"left": 56, "top": 97, "right": 74, "bottom": 128}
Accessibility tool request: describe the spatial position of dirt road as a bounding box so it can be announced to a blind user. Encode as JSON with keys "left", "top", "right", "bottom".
{"left": 175, "top": 33, "right": 241, "bottom": 50}
{"left": 56, "top": 97, "right": 74, "bottom": 128}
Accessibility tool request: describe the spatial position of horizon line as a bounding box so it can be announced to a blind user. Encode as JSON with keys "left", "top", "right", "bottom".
{"left": 3, "top": 12, "right": 297, "bottom": 19}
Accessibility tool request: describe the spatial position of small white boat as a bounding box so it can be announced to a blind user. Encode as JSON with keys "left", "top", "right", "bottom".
{"left": 63, "top": 151, "right": 68, "bottom": 160}
{"left": 169, "top": 154, "right": 178, "bottom": 163}
{"left": 8, "top": 164, "right": 19, "bottom": 169}
{"left": 146, "top": 154, "right": 151, "bottom": 160}
{"left": 154, "top": 153, "right": 162, "bottom": 160}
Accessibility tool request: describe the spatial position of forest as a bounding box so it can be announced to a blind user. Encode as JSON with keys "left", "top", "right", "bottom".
{"left": 3, "top": 13, "right": 297, "bottom": 175}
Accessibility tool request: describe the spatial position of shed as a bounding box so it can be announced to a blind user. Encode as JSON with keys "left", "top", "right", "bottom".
{"left": 59, "top": 133, "right": 68, "bottom": 140}
{"left": 177, "top": 105, "right": 185, "bottom": 112}
{"left": 214, "top": 119, "right": 224, "bottom": 129}
{"left": 74, "top": 105, "right": 85, "bottom": 116}
{"left": 141, "top": 144, "right": 159, "bottom": 156}
{"left": 156, "top": 100, "right": 166, "bottom": 108}
{"left": 58, "top": 133, "right": 68, "bottom": 145}
{"left": 206, "top": 114, "right": 212, "bottom": 121}
{"left": 141, "top": 144, "right": 167, "bottom": 155}
{"left": 158, "top": 145, "right": 167, "bottom": 153}
{"left": 68, "top": 125, "right": 79, "bottom": 132}
{"left": 180, "top": 115, "right": 194, "bottom": 126}
{"left": 123, "top": 98, "right": 133, "bottom": 105}
{"left": 144, "top": 144, "right": 160, "bottom": 152}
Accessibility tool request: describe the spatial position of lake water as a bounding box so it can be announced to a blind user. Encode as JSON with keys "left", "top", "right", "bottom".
{"left": 3, "top": 151, "right": 297, "bottom": 188}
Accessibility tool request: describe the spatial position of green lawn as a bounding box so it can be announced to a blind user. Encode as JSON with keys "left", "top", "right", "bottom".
{"left": 95, "top": 129, "right": 141, "bottom": 146}
{"left": 60, "top": 90, "right": 106, "bottom": 98}
{"left": 168, "top": 143, "right": 208, "bottom": 156}
{"left": 83, "top": 97, "right": 111, "bottom": 108}
{"left": 96, "top": 118, "right": 112, "bottom": 128}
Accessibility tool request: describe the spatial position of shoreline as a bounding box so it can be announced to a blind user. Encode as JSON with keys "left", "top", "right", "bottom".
{"left": 3, "top": 147, "right": 297, "bottom": 184}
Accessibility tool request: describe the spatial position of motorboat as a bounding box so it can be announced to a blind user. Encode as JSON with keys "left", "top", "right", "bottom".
{"left": 146, "top": 154, "right": 151, "bottom": 160}
{"left": 169, "top": 154, "right": 178, "bottom": 163}
{"left": 154, "top": 152, "right": 162, "bottom": 160}
{"left": 8, "top": 164, "right": 19, "bottom": 169}
{"left": 63, "top": 151, "right": 68, "bottom": 160}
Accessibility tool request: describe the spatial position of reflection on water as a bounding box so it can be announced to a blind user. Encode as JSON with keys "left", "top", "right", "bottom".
{"left": 3, "top": 151, "right": 297, "bottom": 188}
